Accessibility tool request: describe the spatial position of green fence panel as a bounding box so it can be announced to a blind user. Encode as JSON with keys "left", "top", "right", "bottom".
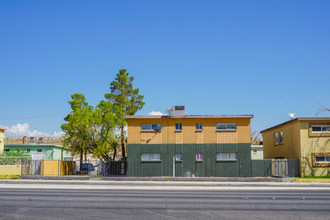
{"left": 251, "top": 160, "right": 272, "bottom": 177}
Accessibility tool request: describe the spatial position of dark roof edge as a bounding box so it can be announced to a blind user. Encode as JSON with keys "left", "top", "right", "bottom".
{"left": 260, "top": 117, "right": 330, "bottom": 133}
{"left": 125, "top": 115, "right": 254, "bottom": 119}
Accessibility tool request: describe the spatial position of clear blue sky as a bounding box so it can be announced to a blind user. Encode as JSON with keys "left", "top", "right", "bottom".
{"left": 1, "top": 0, "right": 329, "bottom": 136}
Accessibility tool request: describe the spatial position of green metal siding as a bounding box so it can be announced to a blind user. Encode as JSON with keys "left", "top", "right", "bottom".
{"left": 127, "top": 143, "right": 252, "bottom": 177}
{"left": 251, "top": 160, "right": 272, "bottom": 177}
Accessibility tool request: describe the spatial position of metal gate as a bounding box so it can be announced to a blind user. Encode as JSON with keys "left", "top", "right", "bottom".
{"left": 102, "top": 159, "right": 127, "bottom": 176}
{"left": 272, "top": 159, "right": 300, "bottom": 177}
{"left": 21, "top": 159, "right": 41, "bottom": 175}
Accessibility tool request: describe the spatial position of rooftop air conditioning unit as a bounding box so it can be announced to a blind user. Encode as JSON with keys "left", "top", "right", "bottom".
{"left": 172, "top": 106, "right": 186, "bottom": 116}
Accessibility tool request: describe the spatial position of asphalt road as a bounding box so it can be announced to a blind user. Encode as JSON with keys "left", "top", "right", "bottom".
{"left": 0, "top": 187, "right": 329, "bottom": 219}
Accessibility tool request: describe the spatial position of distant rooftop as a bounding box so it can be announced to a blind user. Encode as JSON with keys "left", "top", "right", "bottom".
{"left": 5, "top": 144, "right": 64, "bottom": 149}
{"left": 260, "top": 117, "right": 330, "bottom": 133}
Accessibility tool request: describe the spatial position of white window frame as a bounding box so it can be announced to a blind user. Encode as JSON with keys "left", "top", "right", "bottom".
{"left": 141, "top": 123, "right": 162, "bottom": 131}
{"left": 312, "top": 125, "right": 330, "bottom": 133}
{"left": 274, "top": 133, "right": 279, "bottom": 145}
{"left": 216, "top": 123, "right": 237, "bottom": 131}
{"left": 175, "top": 123, "right": 182, "bottom": 131}
{"left": 141, "top": 153, "right": 161, "bottom": 161}
{"left": 196, "top": 153, "right": 203, "bottom": 161}
{"left": 216, "top": 152, "right": 237, "bottom": 161}
{"left": 315, "top": 156, "right": 330, "bottom": 163}
{"left": 279, "top": 131, "right": 284, "bottom": 144}
{"left": 175, "top": 153, "right": 183, "bottom": 161}
{"left": 196, "top": 123, "right": 203, "bottom": 131}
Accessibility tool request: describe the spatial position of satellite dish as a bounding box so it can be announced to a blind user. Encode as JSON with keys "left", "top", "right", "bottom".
{"left": 288, "top": 113, "right": 297, "bottom": 119}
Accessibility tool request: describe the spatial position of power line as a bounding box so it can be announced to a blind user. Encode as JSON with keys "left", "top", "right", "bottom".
{"left": 0, "top": 112, "right": 68, "bottom": 120}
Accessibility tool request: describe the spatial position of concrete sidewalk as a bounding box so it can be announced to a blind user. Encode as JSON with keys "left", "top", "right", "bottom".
{"left": 21, "top": 175, "right": 288, "bottom": 182}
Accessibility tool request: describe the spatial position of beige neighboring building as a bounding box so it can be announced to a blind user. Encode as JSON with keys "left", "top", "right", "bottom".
{"left": 0, "top": 127, "right": 6, "bottom": 154}
{"left": 251, "top": 145, "right": 263, "bottom": 160}
{"left": 5, "top": 136, "right": 63, "bottom": 146}
{"left": 261, "top": 117, "right": 330, "bottom": 177}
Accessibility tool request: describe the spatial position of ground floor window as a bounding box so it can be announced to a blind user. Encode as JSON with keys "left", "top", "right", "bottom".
{"left": 196, "top": 153, "right": 203, "bottom": 161}
{"left": 315, "top": 156, "right": 330, "bottom": 162}
{"left": 175, "top": 153, "right": 183, "bottom": 161}
{"left": 141, "top": 153, "right": 161, "bottom": 161}
{"left": 216, "top": 153, "right": 237, "bottom": 161}
{"left": 313, "top": 153, "right": 330, "bottom": 167}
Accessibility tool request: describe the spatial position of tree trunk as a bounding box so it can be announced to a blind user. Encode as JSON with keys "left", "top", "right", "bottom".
{"left": 121, "top": 126, "right": 126, "bottom": 159}
{"left": 113, "top": 145, "right": 117, "bottom": 161}
{"left": 80, "top": 150, "right": 83, "bottom": 175}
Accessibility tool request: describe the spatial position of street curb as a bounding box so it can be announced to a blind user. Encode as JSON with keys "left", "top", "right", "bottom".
{"left": 102, "top": 176, "right": 286, "bottom": 182}
{"left": 20, "top": 175, "right": 90, "bottom": 180}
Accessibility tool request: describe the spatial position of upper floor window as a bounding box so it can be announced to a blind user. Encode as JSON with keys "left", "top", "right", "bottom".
{"left": 279, "top": 131, "right": 284, "bottom": 144}
{"left": 216, "top": 123, "right": 237, "bottom": 131}
{"left": 141, "top": 123, "right": 162, "bottom": 131}
{"left": 175, "top": 123, "right": 182, "bottom": 131}
{"left": 196, "top": 123, "right": 203, "bottom": 131}
{"left": 274, "top": 133, "right": 279, "bottom": 145}
{"left": 312, "top": 126, "right": 330, "bottom": 133}
{"left": 141, "top": 153, "right": 161, "bottom": 161}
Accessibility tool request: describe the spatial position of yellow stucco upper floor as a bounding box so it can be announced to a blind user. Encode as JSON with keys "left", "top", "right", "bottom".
{"left": 125, "top": 115, "right": 253, "bottom": 145}
{"left": 261, "top": 117, "right": 330, "bottom": 160}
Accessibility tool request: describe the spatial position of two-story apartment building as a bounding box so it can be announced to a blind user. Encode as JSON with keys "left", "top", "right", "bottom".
{"left": 125, "top": 106, "right": 253, "bottom": 177}
{"left": 261, "top": 117, "right": 330, "bottom": 177}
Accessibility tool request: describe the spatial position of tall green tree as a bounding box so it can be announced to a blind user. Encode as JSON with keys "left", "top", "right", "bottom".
{"left": 89, "top": 100, "right": 121, "bottom": 161}
{"left": 62, "top": 94, "right": 121, "bottom": 168}
{"left": 61, "top": 93, "right": 93, "bottom": 174}
{"left": 104, "top": 69, "right": 145, "bottom": 159}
